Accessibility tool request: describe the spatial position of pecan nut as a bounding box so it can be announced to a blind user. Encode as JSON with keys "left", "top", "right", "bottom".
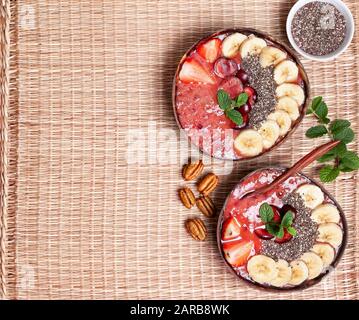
{"left": 178, "top": 187, "right": 196, "bottom": 209}
{"left": 197, "top": 173, "right": 218, "bottom": 195}
{"left": 182, "top": 159, "right": 204, "bottom": 181}
{"left": 196, "top": 196, "right": 216, "bottom": 217}
{"left": 185, "top": 218, "right": 207, "bottom": 241}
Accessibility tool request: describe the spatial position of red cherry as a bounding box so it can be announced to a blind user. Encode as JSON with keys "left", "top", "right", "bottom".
{"left": 214, "top": 57, "right": 238, "bottom": 79}
{"left": 280, "top": 204, "right": 297, "bottom": 219}
{"left": 241, "top": 103, "right": 252, "bottom": 113}
{"left": 274, "top": 230, "right": 293, "bottom": 244}
{"left": 237, "top": 69, "right": 249, "bottom": 84}
{"left": 244, "top": 86, "right": 257, "bottom": 105}
{"left": 218, "top": 77, "right": 243, "bottom": 99}
{"left": 271, "top": 206, "right": 282, "bottom": 223}
{"left": 254, "top": 228, "right": 274, "bottom": 240}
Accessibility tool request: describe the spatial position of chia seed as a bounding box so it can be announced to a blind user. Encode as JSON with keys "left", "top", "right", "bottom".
{"left": 291, "top": 2, "right": 347, "bottom": 56}
{"left": 241, "top": 55, "right": 277, "bottom": 129}
{"left": 261, "top": 192, "right": 318, "bottom": 262}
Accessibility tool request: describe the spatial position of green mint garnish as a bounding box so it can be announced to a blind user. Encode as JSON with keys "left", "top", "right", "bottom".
{"left": 236, "top": 92, "right": 249, "bottom": 107}
{"left": 306, "top": 96, "right": 359, "bottom": 183}
{"left": 216, "top": 90, "right": 247, "bottom": 126}
{"left": 217, "top": 89, "right": 232, "bottom": 111}
{"left": 225, "top": 109, "right": 243, "bottom": 125}
{"left": 259, "top": 203, "right": 274, "bottom": 223}
{"left": 259, "top": 203, "right": 296, "bottom": 239}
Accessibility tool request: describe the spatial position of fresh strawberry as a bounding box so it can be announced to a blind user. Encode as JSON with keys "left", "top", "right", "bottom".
{"left": 274, "top": 230, "right": 293, "bottom": 243}
{"left": 243, "top": 86, "right": 257, "bottom": 106}
{"left": 197, "top": 38, "right": 222, "bottom": 63}
{"left": 222, "top": 217, "right": 241, "bottom": 241}
{"left": 254, "top": 228, "right": 274, "bottom": 240}
{"left": 179, "top": 57, "right": 215, "bottom": 84}
{"left": 218, "top": 77, "right": 243, "bottom": 99}
{"left": 223, "top": 240, "right": 253, "bottom": 267}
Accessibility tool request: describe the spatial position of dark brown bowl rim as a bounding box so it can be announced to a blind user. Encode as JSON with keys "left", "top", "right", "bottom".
{"left": 216, "top": 167, "right": 348, "bottom": 292}
{"left": 172, "top": 28, "right": 311, "bottom": 162}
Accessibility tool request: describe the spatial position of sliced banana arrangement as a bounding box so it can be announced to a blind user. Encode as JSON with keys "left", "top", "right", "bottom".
{"left": 240, "top": 35, "right": 267, "bottom": 57}
{"left": 244, "top": 182, "right": 344, "bottom": 289}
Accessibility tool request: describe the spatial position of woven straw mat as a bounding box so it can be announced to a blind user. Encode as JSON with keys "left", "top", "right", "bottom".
{"left": 0, "top": 0, "right": 358, "bottom": 299}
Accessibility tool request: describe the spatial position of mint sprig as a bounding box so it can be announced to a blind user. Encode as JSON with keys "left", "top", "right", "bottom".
{"left": 306, "top": 96, "right": 359, "bottom": 183}
{"left": 217, "top": 89, "right": 248, "bottom": 126}
{"left": 259, "top": 203, "right": 296, "bottom": 239}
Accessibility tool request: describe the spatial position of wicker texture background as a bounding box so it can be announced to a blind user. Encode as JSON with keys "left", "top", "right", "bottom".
{"left": 0, "top": 0, "right": 358, "bottom": 299}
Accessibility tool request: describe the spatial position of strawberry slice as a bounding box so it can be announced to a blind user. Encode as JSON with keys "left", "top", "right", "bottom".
{"left": 218, "top": 77, "right": 243, "bottom": 99}
{"left": 222, "top": 217, "right": 242, "bottom": 241}
{"left": 197, "top": 38, "right": 222, "bottom": 63}
{"left": 223, "top": 240, "right": 254, "bottom": 267}
{"left": 179, "top": 57, "right": 215, "bottom": 84}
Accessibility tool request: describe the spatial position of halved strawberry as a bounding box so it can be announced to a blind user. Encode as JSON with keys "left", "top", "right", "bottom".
{"left": 223, "top": 240, "right": 253, "bottom": 267}
{"left": 179, "top": 57, "right": 215, "bottom": 84}
{"left": 222, "top": 217, "right": 241, "bottom": 241}
{"left": 197, "top": 38, "right": 222, "bottom": 63}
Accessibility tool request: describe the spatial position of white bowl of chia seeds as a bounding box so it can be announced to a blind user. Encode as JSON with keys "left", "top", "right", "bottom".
{"left": 286, "top": 0, "right": 354, "bottom": 61}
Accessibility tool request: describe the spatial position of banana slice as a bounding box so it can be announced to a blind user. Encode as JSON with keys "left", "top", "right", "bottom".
{"left": 268, "top": 110, "right": 292, "bottom": 136}
{"left": 222, "top": 33, "right": 248, "bottom": 58}
{"left": 274, "top": 60, "right": 299, "bottom": 85}
{"left": 276, "top": 97, "right": 300, "bottom": 121}
{"left": 300, "top": 252, "right": 324, "bottom": 280}
{"left": 296, "top": 184, "right": 324, "bottom": 209}
{"left": 258, "top": 120, "right": 280, "bottom": 149}
{"left": 234, "top": 129, "right": 264, "bottom": 157}
{"left": 311, "top": 243, "right": 335, "bottom": 268}
{"left": 240, "top": 35, "right": 267, "bottom": 57}
{"left": 276, "top": 83, "right": 305, "bottom": 106}
{"left": 311, "top": 204, "right": 340, "bottom": 224}
{"left": 317, "top": 223, "right": 343, "bottom": 248}
{"left": 259, "top": 46, "right": 287, "bottom": 68}
{"left": 269, "top": 259, "right": 292, "bottom": 287}
{"left": 289, "top": 260, "right": 309, "bottom": 286}
{"left": 247, "top": 255, "right": 278, "bottom": 284}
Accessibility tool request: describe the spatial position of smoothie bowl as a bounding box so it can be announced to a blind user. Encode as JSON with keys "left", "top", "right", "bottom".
{"left": 173, "top": 29, "right": 310, "bottom": 160}
{"left": 217, "top": 167, "right": 347, "bottom": 290}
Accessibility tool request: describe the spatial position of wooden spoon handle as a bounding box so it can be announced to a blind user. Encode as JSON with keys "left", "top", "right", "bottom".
{"left": 248, "top": 140, "right": 341, "bottom": 198}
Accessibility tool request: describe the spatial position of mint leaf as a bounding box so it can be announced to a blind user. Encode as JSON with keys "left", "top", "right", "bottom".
{"left": 276, "top": 226, "right": 285, "bottom": 239}
{"left": 305, "top": 125, "right": 328, "bottom": 138}
{"left": 281, "top": 211, "right": 294, "bottom": 228}
{"left": 265, "top": 223, "right": 280, "bottom": 237}
{"left": 225, "top": 109, "right": 243, "bottom": 125}
{"left": 340, "top": 151, "right": 359, "bottom": 170}
{"left": 259, "top": 203, "right": 274, "bottom": 223}
{"left": 321, "top": 117, "right": 330, "bottom": 124}
{"left": 319, "top": 165, "right": 340, "bottom": 183}
{"left": 287, "top": 226, "right": 297, "bottom": 237}
{"left": 329, "top": 119, "right": 351, "bottom": 134}
{"left": 217, "top": 89, "right": 232, "bottom": 110}
{"left": 306, "top": 96, "right": 323, "bottom": 115}
{"left": 339, "top": 164, "right": 356, "bottom": 172}
{"left": 314, "top": 101, "right": 328, "bottom": 120}
{"left": 317, "top": 151, "right": 336, "bottom": 163}
{"left": 333, "top": 142, "right": 347, "bottom": 156}
{"left": 333, "top": 127, "right": 355, "bottom": 144}
{"left": 236, "top": 93, "right": 248, "bottom": 107}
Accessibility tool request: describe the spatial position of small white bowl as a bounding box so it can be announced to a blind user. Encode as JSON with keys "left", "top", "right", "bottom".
{"left": 286, "top": 0, "right": 355, "bottom": 61}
